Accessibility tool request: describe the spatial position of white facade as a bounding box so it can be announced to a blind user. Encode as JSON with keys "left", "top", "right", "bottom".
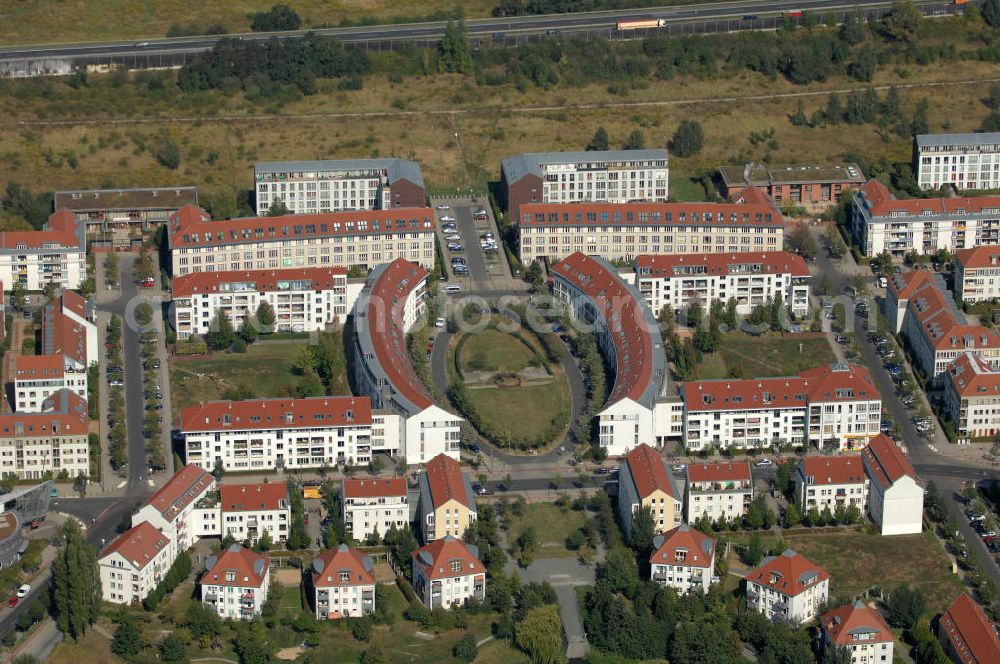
{"left": 684, "top": 463, "right": 754, "bottom": 524}
{"left": 649, "top": 526, "right": 715, "bottom": 595}
{"left": 916, "top": 132, "right": 1000, "bottom": 191}
{"left": 411, "top": 537, "right": 486, "bottom": 611}
{"left": 200, "top": 546, "right": 270, "bottom": 621}
{"left": 99, "top": 522, "right": 172, "bottom": 605}
{"left": 14, "top": 361, "right": 87, "bottom": 413}
{"left": 862, "top": 436, "right": 924, "bottom": 536}
{"left": 745, "top": 550, "right": 830, "bottom": 625}
{"left": 132, "top": 465, "right": 216, "bottom": 560}
{"left": 202, "top": 573, "right": 269, "bottom": 621}
{"left": 217, "top": 484, "right": 290, "bottom": 545}
{"left": 312, "top": 545, "right": 377, "bottom": 620}
{"left": 944, "top": 352, "right": 1000, "bottom": 439}
{"left": 955, "top": 246, "right": 1000, "bottom": 303}
{"left": 0, "top": 210, "right": 86, "bottom": 292}
{"left": 0, "top": 391, "right": 90, "bottom": 480}
{"left": 342, "top": 479, "right": 408, "bottom": 542}
{"left": 795, "top": 456, "right": 869, "bottom": 516}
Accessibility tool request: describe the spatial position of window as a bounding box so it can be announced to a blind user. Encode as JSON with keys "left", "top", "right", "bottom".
{"left": 340, "top": 571, "right": 350, "bottom": 582}
{"left": 450, "top": 561, "right": 462, "bottom": 573}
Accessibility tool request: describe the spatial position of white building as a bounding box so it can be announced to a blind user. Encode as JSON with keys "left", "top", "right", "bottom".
{"left": 342, "top": 478, "right": 408, "bottom": 542}
{"left": 218, "top": 482, "right": 290, "bottom": 545}
{"left": 617, "top": 444, "right": 683, "bottom": 537}
{"left": 254, "top": 158, "right": 426, "bottom": 216}
{"left": 172, "top": 267, "right": 354, "bottom": 339}
{"left": 944, "top": 352, "right": 1000, "bottom": 439}
{"left": 166, "top": 205, "right": 436, "bottom": 276}
{"left": 552, "top": 252, "right": 682, "bottom": 457}
{"left": 819, "top": 601, "right": 895, "bottom": 664}
{"left": 352, "top": 259, "right": 462, "bottom": 465}
{"left": 649, "top": 525, "right": 716, "bottom": 594}
{"left": 55, "top": 291, "right": 97, "bottom": 369}
{"left": 0, "top": 209, "right": 86, "bottom": 291}
{"left": 181, "top": 396, "right": 385, "bottom": 472}
{"left": 915, "top": 132, "right": 1000, "bottom": 191}
{"left": 851, "top": 178, "right": 1000, "bottom": 258}
{"left": 99, "top": 521, "right": 172, "bottom": 605}
{"left": 861, "top": 434, "right": 924, "bottom": 536}
{"left": 132, "top": 464, "right": 216, "bottom": 560}
{"left": 681, "top": 363, "right": 882, "bottom": 452}
{"left": 795, "top": 455, "right": 868, "bottom": 516}
{"left": 955, "top": 245, "right": 1000, "bottom": 304}
{"left": 411, "top": 536, "right": 486, "bottom": 610}
{"left": 201, "top": 544, "right": 270, "bottom": 621}
{"left": 745, "top": 550, "right": 830, "bottom": 625}
{"left": 634, "top": 251, "right": 810, "bottom": 318}
{"left": 0, "top": 390, "right": 90, "bottom": 480}
{"left": 685, "top": 462, "right": 754, "bottom": 524}
{"left": 312, "top": 544, "right": 376, "bottom": 620}
{"left": 14, "top": 355, "right": 86, "bottom": 413}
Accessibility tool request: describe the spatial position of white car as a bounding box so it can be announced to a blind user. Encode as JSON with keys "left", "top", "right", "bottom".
{"left": 435, "top": 317, "right": 445, "bottom": 328}
{"left": 437, "top": 204, "right": 450, "bottom": 210}
{"left": 672, "top": 463, "right": 686, "bottom": 472}
{"left": 440, "top": 215, "right": 455, "bottom": 222}
{"left": 755, "top": 458, "right": 774, "bottom": 468}
{"left": 446, "top": 234, "right": 461, "bottom": 241}
{"left": 16, "top": 584, "right": 29, "bottom": 598}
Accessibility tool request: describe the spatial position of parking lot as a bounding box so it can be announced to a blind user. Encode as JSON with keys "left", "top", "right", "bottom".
{"left": 432, "top": 197, "right": 510, "bottom": 291}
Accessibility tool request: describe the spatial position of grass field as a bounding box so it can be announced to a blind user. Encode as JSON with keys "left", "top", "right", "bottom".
{"left": 459, "top": 328, "right": 541, "bottom": 375}
{"left": 475, "top": 639, "right": 533, "bottom": 664}
{"left": 464, "top": 380, "right": 570, "bottom": 443}
{"left": 697, "top": 332, "right": 837, "bottom": 380}
{"left": 505, "top": 502, "right": 588, "bottom": 559}
{"left": 47, "top": 627, "right": 119, "bottom": 664}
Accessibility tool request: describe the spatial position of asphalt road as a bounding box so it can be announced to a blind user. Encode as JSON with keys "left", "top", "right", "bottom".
{"left": 0, "top": 0, "right": 948, "bottom": 62}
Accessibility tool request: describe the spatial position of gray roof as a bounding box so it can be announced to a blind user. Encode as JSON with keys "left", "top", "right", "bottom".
{"left": 916, "top": 132, "right": 1000, "bottom": 148}
{"left": 254, "top": 158, "right": 424, "bottom": 188}
{"left": 54, "top": 186, "right": 199, "bottom": 213}
{"left": 502, "top": 149, "right": 669, "bottom": 183}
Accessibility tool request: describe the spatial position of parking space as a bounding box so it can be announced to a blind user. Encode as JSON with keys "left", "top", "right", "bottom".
{"left": 432, "top": 197, "right": 510, "bottom": 291}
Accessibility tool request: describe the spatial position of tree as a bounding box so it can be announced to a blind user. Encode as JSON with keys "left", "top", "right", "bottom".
{"left": 669, "top": 620, "right": 742, "bottom": 664}
{"left": 840, "top": 11, "right": 869, "bottom": 44}
{"left": 911, "top": 98, "right": 930, "bottom": 136}
{"left": 361, "top": 639, "right": 390, "bottom": 664}
{"left": 255, "top": 528, "right": 273, "bottom": 552}
{"left": 159, "top": 632, "right": 186, "bottom": 661}
{"left": 265, "top": 199, "right": 291, "bottom": 217}
{"left": 239, "top": 314, "right": 258, "bottom": 344}
{"left": 670, "top": 120, "right": 704, "bottom": 157}
{"left": 825, "top": 92, "right": 843, "bottom": 124}
{"left": 784, "top": 503, "right": 801, "bottom": 528}
{"left": 439, "top": 20, "right": 472, "bottom": 73}
{"left": 598, "top": 546, "right": 639, "bottom": 596}
{"left": 515, "top": 604, "right": 564, "bottom": 664}
{"left": 9, "top": 282, "right": 25, "bottom": 309}
{"left": 255, "top": 301, "right": 276, "bottom": 332}
{"left": 623, "top": 129, "right": 645, "bottom": 150}
{"left": 743, "top": 532, "right": 765, "bottom": 566}
{"left": 51, "top": 520, "right": 100, "bottom": 640}
{"left": 629, "top": 506, "right": 656, "bottom": 555}
{"left": 110, "top": 613, "right": 142, "bottom": 657}
{"left": 454, "top": 632, "right": 478, "bottom": 662}
{"left": 827, "top": 230, "right": 846, "bottom": 258}
{"left": 185, "top": 601, "right": 221, "bottom": 642}
{"left": 845, "top": 88, "right": 880, "bottom": 125}
{"left": 882, "top": 0, "right": 923, "bottom": 42}
{"left": 155, "top": 135, "right": 182, "bottom": 170}
{"left": 985, "top": 0, "right": 1000, "bottom": 28}
{"left": 789, "top": 99, "right": 808, "bottom": 126}
{"left": 251, "top": 4, "right": 302, "bottom": 31}
{"left": 586, "top": 127, "right": 609, "bottom": 152}
{"left": 848, "top": 46, "right": 877, "bottom": 82}
{"left": 886, "top": 585, "right": 925, "bottom": 629}
{"left": 824, "top": 644, "right": 853, "bottom": 664}
{"left": 206, "top": 311, "right": 236, "bottom": 351}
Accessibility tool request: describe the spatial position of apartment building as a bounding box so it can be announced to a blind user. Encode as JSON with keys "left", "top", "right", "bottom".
{"left": 417, "top": 453, "right": 477, "bottom": 543}
{"left": 166, "top": 205, "right": 436, "bottom": 277}
{"left": 517, "top": 199, "right": 784, "bottom": 264}
{"left": 819, "top": 601, "right": 895, "bottom": 664}
{"left": 0, "top": 389, "right": 90, "bottom": 480}
{"left": 201, "top": 544, "right": 270, "bottom": 621}
{"left": 341, "top": 478, "right": 408, "bottom": 542}
{"left": 500, "top": 149, "right": 669, "bottom": 221}
{"left": 218, "top": 482, "right": 290, "bottom": 545}
{"left": 172, "top": 267, "right": 353, "bottom": 339}
{"left": 54, "top": 186, "right": 199, "bottom": 237}
{"left": 851, "top": 178, "right": 1000, "bottom": 258}
{"left": 181, "top": 397, "right": 379, "bottom": 472}
{"left": 745, "top": 549, "right": 830, "bottom": 625}
{"left": 955, "top": 246, "right": 1000, "bottom": 303}
{"left": 352, "top": 259, "right": 463, "bottom": 464}
{"left": 253, "top": 159, "right": 425, "bottom": 216}
{"left": 633, "top": 251, "right": 810, "bottom": 319}
{"left": 55, "top": 291, "right": 97, "bottom": 367}
{"left": 411, "top": 536, "right": 485, "bottom": 610}
{"left": 938, "top": 593, "right": 1000, "bottom": 664}
{"left": 649, "top": 525, "right": 716, "bottom": 594}
{"left": 684, "top": 462, "right": 754, "bottom": 524}
{"left": 552, "top": 253, "right": 683, "bottom": 457}
{"left": 132, "top": 464, "right": 216, "bottom": 559}
{"left": 681, "top": 363, "right": 882, "bottom": 452}
{"left": 944, "top": 352, "right": 1000, "bottom": 439}
{"left": 14, "top": 356, "right": 86, "bottom": 413}
{"left": 0, "top": 209, "right": 86, "bottom": 291}
{"left": 311, "top": 544, "right": 376, "bottom": 620}
{"left": 795, "top": 455, "right": 869, "bottom": 516}
{"left": 720, "top": 163, "right": 865, "bottom": 212}
{"left": 915, "top": 132, "right": 1000, "bottom": 191}
{"left": 861, "top": 434, "right": 924, "bottom": 536}
{"left": 617, "top": 444, "right": 683, "bottom": 537}
{"left": 99, "top": 521, "right": 172, "bottom": 605}
{"left": 886, "top": 271, "right": 1000, "bottom": 383}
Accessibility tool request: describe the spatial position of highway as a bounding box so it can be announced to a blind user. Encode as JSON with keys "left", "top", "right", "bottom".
{"left": 0, "top": 0, "right": 955, "bottom": 63}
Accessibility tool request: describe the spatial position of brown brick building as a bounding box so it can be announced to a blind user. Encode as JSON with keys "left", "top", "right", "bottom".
{"left": 719, "top": 163, "right": 865, "bottom": 212}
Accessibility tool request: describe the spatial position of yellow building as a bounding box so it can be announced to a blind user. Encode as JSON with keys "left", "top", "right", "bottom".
{"left": 417, "top": 454, "right": 477, "bottom": 543}
{"left": 617, "top": 443, "right": 683, "bottom": 537}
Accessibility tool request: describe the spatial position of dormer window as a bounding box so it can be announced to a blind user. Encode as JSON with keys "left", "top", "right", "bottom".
{"left": 225, "top": 572, "right": 236, "bottom": 582}
{"left": 450, "top": 561, "right": 462, "bottom": 573}
{"left": 340, "top": 571, "right": 350, "bottom": 583}
{"left": 674, "top": 549, "right": 687, "bottom": 562}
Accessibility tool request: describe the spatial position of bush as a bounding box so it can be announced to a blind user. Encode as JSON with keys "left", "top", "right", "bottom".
{"left": 669, "top": 120, "right": 704, "bottom": 157}
{"left": 231, "top": 338, "right": 248, "bottom": 353}
{"left": 454, "top": 632, "right": 478, "bottom": 662}
{"left": 154, "top": 136, "right": 181, "bottom": 170}
{"left": 251, "top": 4, "right": 302, "bottom": 32}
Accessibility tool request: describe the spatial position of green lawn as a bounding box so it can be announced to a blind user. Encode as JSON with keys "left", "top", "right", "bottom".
{"left": 475, "top": 639, "right": 532, "bottom": 664}
{"left": 459, "top": 328, "right": 541, "bottom": 374}
{"left": 506, "top": 502, "right": 588, "bottom": 559}
{"left": 464, "top": 380, "right": 570, "bottom": 445}
{"left": 697, "top": 332, "right": 837, "bottom": 380}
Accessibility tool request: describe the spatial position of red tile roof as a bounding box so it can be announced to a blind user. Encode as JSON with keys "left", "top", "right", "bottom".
{"left": 635, "top": 251, "right": 808, "bottom": 278}
{"left": 859, "top": 178, "right": 1000, "bottom": 218}
{"left": 361, "top": 258, "right": 432, "bottom": 411}
{"left": 686, "top": 461, "right": 752, "bottom": 483}
{"left": 423, "top": 454, "right": 472, "bottom": 510}
{"left": 0, "top": 390, "right": 88, "bottom": 436}
{"left": 313, "top": 544, "right": 376, "bottom": 588}
{"left": 220, "top": 483, "right": 289, "bottom": 512}
{"left": 729, "top": 185, "right": 776, "bottom": 208}
{"left": 553, "top": 252, "right": 659, "bottom": 406}
{"left": 623, "top": 444, "right": 677, "bottom": 500}
{"left": 862, "top": 434, "right": 916, "bottom": 490}
{"left": 519, "top": 200, "right": 781, "bottom": 228}
{"left": 101, "top": 521, "right": 170, "bottom": 570}
{"left": 167, "top": 205, "right": 434, "bottom": 249}
{"left": 820, "top": 602, "right": 893, "bottom": 646}
{"left": 799, "top": 455, "right": 866, "bottom": 486}
{"left": 204, "top": 545, "right": 268, "bottom": 589}
{"left": 746, "top": 549, "right": 830, "bottom": 598}
{"left": 343, "top": 478, "right": 407, "bottom": 499}
{"left": 0, "top": 209, "right": 82, "bottom": 250}
{"left": 649, "top": 525, "right": 715, "bottom": 569}
{"left": 798, "top": 364, "right": 880, "bottom": 403}
{"left": 172, "top": 267, "right": 348, "bottom": 297}
{"left": 43, "top": 307, "right": 88, "bottom": 366}
{"left": 60, "top": 290, "right": 88, "bottom": 320}
{"left": 15, "top": 354, "right": 64, "bottom": 379}
{"left": 890, "top": 271, "right": 1000, "bottom": 353}
{"left": 144, "top": 464, "right": 215, "bottom": 521}
{"left": 957, "top": 246, "right": 1000, "bottom": 270}
{"left": 412, "top": 536, "right": 484, "bottom": 581}
{"left": 939, "top": 593, "right": 1000, "bottom": 664}
{"left": 947, "top": 352, "right": 1000, "bottom": 398}
{"left": 181, "top": 396, "right": 372, "bottom": 433}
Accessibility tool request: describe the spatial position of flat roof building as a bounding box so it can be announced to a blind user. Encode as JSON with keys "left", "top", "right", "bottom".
{"left": 915, "top": 132, "right": 1000, "bottom": 192}
{"left": 719, "top": 163, "right": 865, "bottom": 211}
{"left": 54, "top": 186, "right": 199, "bottom": 237}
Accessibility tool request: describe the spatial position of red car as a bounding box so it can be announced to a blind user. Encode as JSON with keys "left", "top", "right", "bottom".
{"left": 7, "top": 597, "right": 17, "bottom": 608}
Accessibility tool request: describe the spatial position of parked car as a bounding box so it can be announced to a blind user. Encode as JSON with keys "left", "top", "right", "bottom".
{"left": 6, "top": 597, "right": 16, "bottom": 608}
{"left": 435, "top": 317, "right": 445, "bottom": 328}
{"left": 16, "top": 584, "right": 29, "bottom": 598}
{"left": 440, "top": 215, "right": 456, "bottom": 222}
{"left": 754, "top": 458, "right": 774, "bottom": 468}
{"left": 436, "top": 204, "right": 450, "bottom": 210}
{"left": 475, "top": 486, "right": 493, "bottom": 496}
{"left": 835, "top": 336, "right": 849, "bottom": 344}
{"left": 672, "top": 463, "right": 686, "bottom": 472}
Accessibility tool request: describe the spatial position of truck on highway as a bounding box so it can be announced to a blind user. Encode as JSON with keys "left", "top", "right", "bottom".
{"left": 617, "top": 19, "right": 666, "bottom": 30}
